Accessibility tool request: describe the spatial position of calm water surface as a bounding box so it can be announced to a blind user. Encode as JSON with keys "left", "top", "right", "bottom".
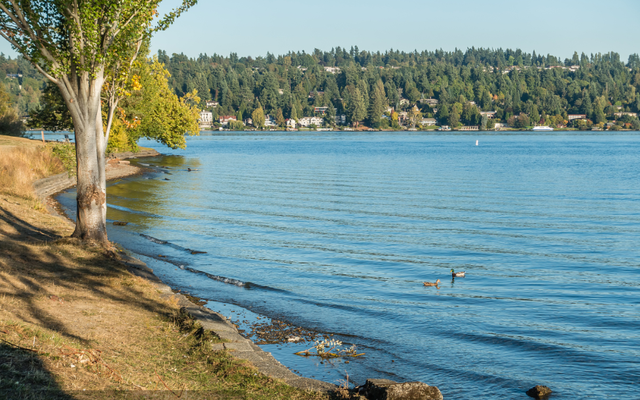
{"left": 58, "top": 132, "right": 640, "bottom": 399}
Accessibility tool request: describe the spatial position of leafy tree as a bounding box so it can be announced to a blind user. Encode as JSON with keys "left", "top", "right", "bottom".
{"left": 0, "top": 0, "right": 196, "bottom": 245}
{"left": 0, "top": 80, "right": 23, "bottom": 135}
{"left": 29, "top": 83, "right": 73, "bottom": 132}
{"left": 116, "top": 58, "right": 200, "bottom": 151}
{"left": 252, "top": 107, "right": 265, "bottom": 128}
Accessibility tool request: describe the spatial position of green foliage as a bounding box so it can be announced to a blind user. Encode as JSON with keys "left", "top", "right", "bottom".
{"left": 28, "top": 83, "right": 73, "bottom": 132}
{"left": 252, "top": 107, "right": 265, "bottom": 128}
{"left": 117, "top": 58, "right": 200, "bottom": 150}
{"left": 0, "top": 80, "right": 24, "bottom": 136}
{"left": 156, "top": 47, "right": 640, "bottom": 129}
{"left": 50, "top": 143, "right": 77, "bottom": 176}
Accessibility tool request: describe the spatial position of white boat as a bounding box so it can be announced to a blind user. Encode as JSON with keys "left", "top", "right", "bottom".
{"left": 532, "top": 126, "right": 554, "bottom": 131}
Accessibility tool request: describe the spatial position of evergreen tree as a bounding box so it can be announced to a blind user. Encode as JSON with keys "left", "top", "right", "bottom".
{"left": 349, "top": 88, "right": 367, "bottom": 127}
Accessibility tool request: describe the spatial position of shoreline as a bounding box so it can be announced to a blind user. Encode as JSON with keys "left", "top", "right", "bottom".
{"left": 35, "top": 150, "right": 337, "bottom": 393}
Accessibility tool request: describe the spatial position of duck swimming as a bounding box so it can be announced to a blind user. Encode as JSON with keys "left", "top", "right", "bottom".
{"left": 423, "top": 279, "right": 440, "bottom": 287}
{"left": 451, "top": 269, "right": 465, "bottom": 277}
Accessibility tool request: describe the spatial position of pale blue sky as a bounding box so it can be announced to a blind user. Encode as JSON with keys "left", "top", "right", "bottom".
{"left": 1, "top": 0, "right": 638, "bottom": 61}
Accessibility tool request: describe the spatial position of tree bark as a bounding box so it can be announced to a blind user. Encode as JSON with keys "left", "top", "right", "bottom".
{"left": 65, "top": 71, "right": 109, "bottom": 245}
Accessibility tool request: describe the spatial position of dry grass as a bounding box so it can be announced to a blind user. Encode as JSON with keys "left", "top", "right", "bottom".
{"left": 0, "top": 167, "right": 327, "bottom": 399}
{"left": 0, "top": 136, "right": 65, "bottom": 202}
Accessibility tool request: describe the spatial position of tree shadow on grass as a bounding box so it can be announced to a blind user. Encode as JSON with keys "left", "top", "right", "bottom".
{"left": 0, "top": 342, "right": 74, "bottom": 400}
{"left": 0, "top": 203, "right": 180, "bottom": 352}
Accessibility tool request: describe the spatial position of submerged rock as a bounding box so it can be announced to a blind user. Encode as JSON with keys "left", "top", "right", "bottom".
{"left": 360, "top": 379, "right": 443, "bottom": 400}
{"left": 526, "top": 385, "right": 552, "bottom": 399}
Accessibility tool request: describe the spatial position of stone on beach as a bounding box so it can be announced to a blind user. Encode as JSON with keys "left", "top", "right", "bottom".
{"left": 360, "top": 379, "right": 443, "bottom": 400}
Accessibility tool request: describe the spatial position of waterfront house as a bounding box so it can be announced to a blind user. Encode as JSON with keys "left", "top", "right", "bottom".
{"left": 336, "top": 114, "right": 347, "bottom": 125}
{"left": 244, "top": 118, "right": 253, "bottom": 126}
{"left": 286, "top": 119, "right": 297, "bottom": 129}
{"left": 298, "top": 116, "right": 324, "bottom": 127}
{"left": 458, "top": 126, "right": 479, "bottom": 131}
{"left": 199, "top": 110, "right": 213, "bottom": 127}
{"left": 420, "top": 118, "right": 437, "bottom": 126}
{"left": 264, "top": 115, "right": 277, "bottom": 127}
{"left": 219, "top": 115, "right": 236, "bottom": 126}
{"left": 568, "top": 114, "right": 587, "bottom": 121}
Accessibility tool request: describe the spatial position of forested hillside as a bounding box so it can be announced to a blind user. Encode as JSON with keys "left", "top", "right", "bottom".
{"left": 160, "top": 47, "right": 640, "bottom": 129}
{"left": 2, "top": 47, "right": 640, "bottom": 130}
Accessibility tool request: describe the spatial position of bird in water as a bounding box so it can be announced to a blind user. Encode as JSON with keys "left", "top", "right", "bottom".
{"left": 451, "top": 269, "right": 465, "bottom": 277}
{"left": 423, "top": 279, "right": 440, "bottom": 287}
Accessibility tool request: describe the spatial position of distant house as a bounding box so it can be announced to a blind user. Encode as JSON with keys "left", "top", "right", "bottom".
{"left": 286, "top": 119, "right": 297, "bottom": 129}
{"left": 336, "top": 114, "right": 347, "bottom": 125}
{"left": 308, "top": 91, "right": 325, "bottom": 98}
{"left": 420, "top": 118, "right": 437, "bottom": 126}
{"left": 244, "top": 118, "right": 253, "bottom": 126}
{"left": 323, "top": 66, "right": 341, "bottom": 74}
{"left": 480, "top": 111, "right": 497, "bottom": 119}
{"left": 420, "top": 98, "right": 439, "bottom": 107}
{"left": 205, "top": 100, "right": 219, "bottom": 108}
{"left": 494, "top": 122, "right": 508, "bottom": 129}
{"left": 458, "top": 126, "right": 479, "bottom": 131}
{"left": 219, "top": 115, "right": 237, "bottom": 126}
{"left": 384, "top": 106, "right": 394, "bottom": 113}
{"left": 615, "top": 112, "right": 638, "bottom": 118}
{"left": 278, "top": 89, "right": 284, "bottom": 95}
{"left": 314, "top": 107, "right": 329, "bottom": 114}
{"left": 399, "top": 99, "right": 410, "bottom": 106}
{"left": 567, "top": 114, "right": 587, "bottom": 121}
{"left": 264, "top": 115, "right": 277, "bottom": 127}
{"left": 199, "top": 110, "right": 213, "bottom": 127}
{"left": 298, "top": 116, "right": 324, "bottom": 127}
{"left": 397, "top": 111, "right": 408, "bottom": 123}
{"left": 6, "top": 73, "right": 22, "bottom": 78}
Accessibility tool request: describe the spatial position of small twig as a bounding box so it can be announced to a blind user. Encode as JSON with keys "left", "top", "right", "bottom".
{"left": 0, "top": 338, "right": 41, "bottom": 353}
{"left": 156, "top": 373, "right": 184, "bottom": 399}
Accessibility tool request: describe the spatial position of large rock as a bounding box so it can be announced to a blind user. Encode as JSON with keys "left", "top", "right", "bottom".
{"left": 526, "top": 385, "right": 552, "bottom": 399}
{"left": 360, "top": 379, "right": 443, "bottom": 400}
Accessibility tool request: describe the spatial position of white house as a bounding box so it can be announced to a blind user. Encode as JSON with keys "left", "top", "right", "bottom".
{"left": 336, "top": 114, "right": 347, "bottom": 125}
{"left": 286, "top": 119, "right": 297, "bottom": 129}
{"left": 205, "top": 100, "right": 219, "bottom": 108}
{"left": 420, "top": 118, "right": 437, "bottom": 126}
{"left": 399, "top": 99, "right": 410, "bottom": 106}
{"left": 567, "top": 114, "right": 587, "bottom": 121}
{"left": 264, "top": 115, "right": 277, "bottom": 127}
{"left": 324, "top": 66, "right": 341, "bottom": 74}
{"left": 615, "top": 112, "right": 638, "bottom": 118}
{"left": 199, "top": 110, "right": 213, "bottom": 127}
{"left": 219, "top": 115, "right": 236, "bottom": 126}
{"left": 480, "top": 111, "right": 497, "bottom": 119}
{"left": 298, "top": 116, "right": 324, "bottom": 127}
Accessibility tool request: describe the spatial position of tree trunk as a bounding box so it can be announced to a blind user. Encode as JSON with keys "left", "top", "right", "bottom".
{"left": 67, "top": 74, "right": 109, "bottom": 245}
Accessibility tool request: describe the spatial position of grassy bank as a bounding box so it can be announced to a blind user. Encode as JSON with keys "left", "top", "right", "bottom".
{"left": 0, "top": 135, "right": 328, "bottom": 399}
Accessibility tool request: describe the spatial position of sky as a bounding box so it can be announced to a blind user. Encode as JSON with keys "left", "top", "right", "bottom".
{"left": 1, "top": 0, "right": 638, "bottom": 61}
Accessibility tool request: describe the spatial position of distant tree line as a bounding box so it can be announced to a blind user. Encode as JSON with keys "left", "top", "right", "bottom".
{"left": 159, "top": 47, "right": 640, "bottom": 129}
{"left": 3, "top": 47, "right": 640, "bottom": 131}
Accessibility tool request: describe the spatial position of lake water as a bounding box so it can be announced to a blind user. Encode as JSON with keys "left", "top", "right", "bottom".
{"left": 57, "top": 132, "right": 640, "bottom": 399}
